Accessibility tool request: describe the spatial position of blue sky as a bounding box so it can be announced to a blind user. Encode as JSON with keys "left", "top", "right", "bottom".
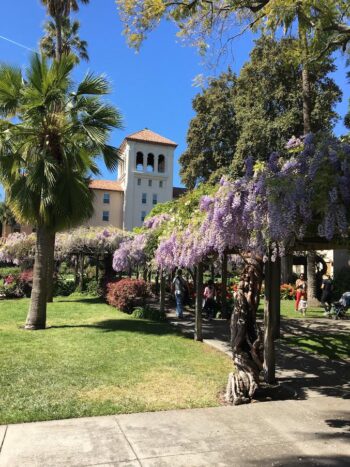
{"left": 0, "top": 0, "right": 349, "bottom": 195}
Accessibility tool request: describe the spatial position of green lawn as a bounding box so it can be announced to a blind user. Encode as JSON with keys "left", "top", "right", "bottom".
{"left": 278, "top": 301, "right": 349, "bottom": 361}
{"left": 280, "top": 299, "right": 326, "bottom": 319}
{"left": 258, "top": 299, "right": 326, "bottom": 319}
{"left": 0, "top": 296, "right": 232, "bottom": 425}
{"left": 283, "top": 333, "right": 350, "bottom": 361}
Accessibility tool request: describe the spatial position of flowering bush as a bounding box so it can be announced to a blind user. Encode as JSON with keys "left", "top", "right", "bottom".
{"left": 106, "top": 279, "right": 151, "bottom": 313}
{"left": 0, "top": 269, "right": 33, "bottom": 298}
{"left": 280, "top": 283, "right": 295, "bottom": 300}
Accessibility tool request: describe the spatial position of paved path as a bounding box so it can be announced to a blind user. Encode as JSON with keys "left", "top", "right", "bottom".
{"left": 168, "top": 311, "right": 350, "bottom": 401}
{"left": 1, "top": 313, "right": 349, "bottom": 466}
{"left": 0, "top": 397, "right": 349, "bottom": 466}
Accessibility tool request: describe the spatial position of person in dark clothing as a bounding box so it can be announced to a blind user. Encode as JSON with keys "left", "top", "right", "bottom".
{"left": 321, "top": 274, "right": 333, "bottom": 313}
{"left": 172, "top": 269, "right": 187, "bottom": 319}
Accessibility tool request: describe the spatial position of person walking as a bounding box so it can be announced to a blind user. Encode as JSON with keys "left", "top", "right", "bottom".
{"left": 203, "top": 280, "right": 216, "bottom": 320}
{"left": 295, "top": 273, "right": 307, "bottom": 312}
{"left": 172, "top": 269, "right": 187, "bottom": 319}
{"left": 321, "top": 274, "right": 333, "bottom": 314}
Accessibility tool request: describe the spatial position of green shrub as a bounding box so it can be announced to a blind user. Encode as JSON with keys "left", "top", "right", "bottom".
{"left": 0, "top": 266, "right": 21, "bottom": 277}
{"left": 85, "top": 279, "right": 103, "bottom": 297}
{"left": 54, "top": 278, "right": 76, "bottom": 297}
{"left": 132, "top": 306, "right": 165, "bottom": 322}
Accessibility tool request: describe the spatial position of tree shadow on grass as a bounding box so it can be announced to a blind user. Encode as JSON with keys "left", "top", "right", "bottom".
{"left": 54, "top": 297, "right": 104, "bottom": 305}
{"left": 49, "top": 318, "right": 184, "bottom": 337}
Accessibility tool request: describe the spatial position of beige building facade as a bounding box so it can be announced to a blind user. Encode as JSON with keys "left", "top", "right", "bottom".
{"left": 86, "top": 128, "right": 182, "bottom": 231}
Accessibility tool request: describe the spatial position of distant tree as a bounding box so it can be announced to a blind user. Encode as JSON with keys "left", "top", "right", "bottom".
{"left": 233, "top": 37, "right": 342, "bottom": 173}
{"left": 40, "top": 17, "right": 89, "bottom": 63}
{"left": 41, "top": 0, "right": 90, "bottom": 60}
{"left": 180, "top": 70, "right": 238, "bottom": 189}
{"left": 0, "top": 202, "right": 17, "bottom": 236}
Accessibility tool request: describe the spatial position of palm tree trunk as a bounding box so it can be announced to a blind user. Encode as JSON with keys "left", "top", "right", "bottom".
{"left": 25, "top": 226, "right": 50, "bottom": 330}
{"left": 298, "top": 13, "right": 312, "bottom": 135}
{"left": 299, "top": 16, "right": 319, "bottom": 304}
{"left": 307, "top": 251, "right": 319, "bottom": 306}
{"left": 46, "top": 232, "right": 55, "bottom": 302}
{"left": 55, "top": 15, "right": 63, "bottom": 61}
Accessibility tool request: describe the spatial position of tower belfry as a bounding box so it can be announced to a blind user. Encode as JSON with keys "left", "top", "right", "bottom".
{"left": 117, "top": 129, "right": 177, "bottom": 230}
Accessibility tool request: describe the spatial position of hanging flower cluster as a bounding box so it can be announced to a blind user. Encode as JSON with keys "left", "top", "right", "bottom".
{"left": 55, "top": 226, "right": 129, "bottom": 261}
{"left": 155, "top": 135, "right": 350, "bottom": 270}
{"left": 0, "top": 233, "right": 36, "bottom": 265}
{"left": 112, "top": 233, "right": 149, "bottom": 272}
{"left": 0, "top": 227, "right": 129, "bottom": 266}
{"left": 143, "top": 213, "right": 171, "bottom": 229}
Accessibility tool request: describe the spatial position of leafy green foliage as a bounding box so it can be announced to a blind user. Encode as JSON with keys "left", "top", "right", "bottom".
{"left": 180, "top": 69, "right": 238, "bottom": 188}
{"left": 116, "top": 1, "right": 350, "bottom": 59}
{"left": 233, "top": 37, "right": 341, "bottom": 172}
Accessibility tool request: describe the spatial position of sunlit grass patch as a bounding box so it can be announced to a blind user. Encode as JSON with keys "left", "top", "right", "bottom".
{"left": 0, "top": 296, "right": 231, "bottom": 424}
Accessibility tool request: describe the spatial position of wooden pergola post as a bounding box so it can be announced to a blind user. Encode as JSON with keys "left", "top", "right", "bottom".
{"left": 221, "top": 252, "right": 228, "bottom": 314}
{"left": 272, "top": 256, "right": 281, "bottom": 340}
{"left": 263, "top": 252, "right": 279, "bottom": 385}
{"left": 195, "top": 262, "right": 204, "bottom": 341}
{"left": 160, "top": 269, "right": 166, "bottom": 315}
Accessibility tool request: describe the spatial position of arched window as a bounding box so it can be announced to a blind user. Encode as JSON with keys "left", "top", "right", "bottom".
{"left": 158, "top": 154, "right": 165, "bottom": 173}
{"left": 136, "top": 152, "right": 144, "bottom": 171}
{"left": 147, "top": 153, "right": 154, "bottom": 172}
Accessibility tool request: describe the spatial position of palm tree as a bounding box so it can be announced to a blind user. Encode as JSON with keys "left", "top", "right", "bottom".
{"left": 41, "top": 1, "right": 90, "bottom": 300}
{"left": 41, "top": 0, "right": 90, "bottom": 60}
{"left": 0, "top": 54, "right": 122, "bottom": 329}
{"left": 40, "top": 17, "right": 89, "bottom": 63}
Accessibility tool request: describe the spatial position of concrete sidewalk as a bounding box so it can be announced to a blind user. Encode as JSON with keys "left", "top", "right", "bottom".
{"left": 0, "top": 397, "right": 349, "bottom": 466}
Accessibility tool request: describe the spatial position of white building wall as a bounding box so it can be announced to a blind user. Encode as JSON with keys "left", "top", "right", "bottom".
{"left": 120, "top": 140, "right": 174, "bottom": 231}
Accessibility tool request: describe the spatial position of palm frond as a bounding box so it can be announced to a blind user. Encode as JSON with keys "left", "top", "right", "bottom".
{"left": 76, "top": 72, "right": 110, "bottom": 96}
{"left": 0, "top": 64, "right": 23, "bottom": 117}
{"left": 101, "top": 145, "right": 121, "bottom": 171}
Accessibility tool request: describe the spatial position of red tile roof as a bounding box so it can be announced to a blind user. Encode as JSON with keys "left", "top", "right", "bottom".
{"left": 89, "top": 180, "right": 124, "bottom": 192}
{"left": 123, "top": 129, "right": 178, "bottom": 148}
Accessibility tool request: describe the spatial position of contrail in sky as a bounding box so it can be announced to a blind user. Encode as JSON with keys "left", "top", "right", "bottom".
{"left": 0, "top": 34, "right": 37, "bottom": 53}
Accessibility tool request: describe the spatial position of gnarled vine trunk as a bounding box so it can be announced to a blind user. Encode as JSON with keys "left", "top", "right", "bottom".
{"left": 225, "top": 259, "right": 263, "bottom": 405}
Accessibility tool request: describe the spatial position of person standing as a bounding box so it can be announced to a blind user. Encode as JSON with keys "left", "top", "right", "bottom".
{"left": 203, "top": 280, "right": 216, "bottom": 320}
{"left": 172, "top": 269, "right": 187, "bottom": 319}
{"left": 295, "top": 273, "right": 307, "bottom": 312}
{"left": 321, "top": 274, "right": 333, "bottom": 313}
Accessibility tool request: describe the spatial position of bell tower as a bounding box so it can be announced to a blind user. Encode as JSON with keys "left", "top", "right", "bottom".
{"left": 117, "top": 129, "right": 177, "bottom": 231}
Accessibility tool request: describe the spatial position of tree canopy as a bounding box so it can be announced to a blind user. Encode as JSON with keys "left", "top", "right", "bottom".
{"left": 233, "top": 36, "right": 342, "bottom": 172}
{"left": 180, "top": 69, "right": 238, "bottom": 188}
{"left": 116, "top": 1, "right": 350, "bottom": 57}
